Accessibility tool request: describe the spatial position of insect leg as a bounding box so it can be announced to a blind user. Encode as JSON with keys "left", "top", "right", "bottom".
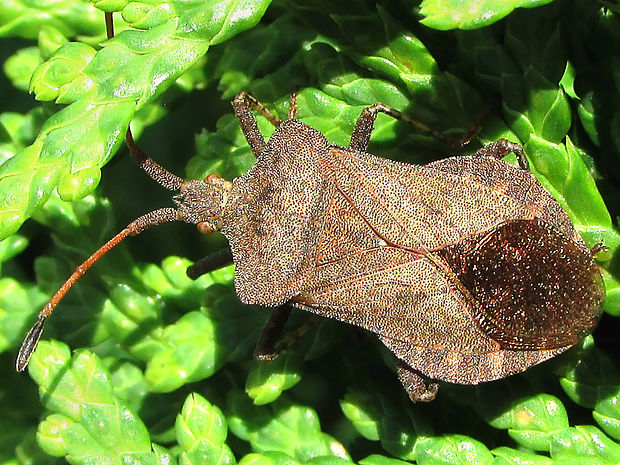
{"left": 105, "top": 12, "right": 115, "bottom": 38}
{"left": 350, "top": 103, "right": 401, "bottom": 152}
{"left": 395, "top": 360, "right": 439, "bottom": 402}
{"left": 233, "top": 92, "right": 282, "bottom": 157}
{"left": 186, "top": 246, "right": 233, "bottom": 280}
{"left": 473, "top": 139, "right": 529, "bottom": 171}
{"left": 349, "top": 103, "right": 460, "bottom": 152}
{"left": 288, "top": 88, "right": 299, "bottom": 120}
{"left": 254, "top": 308, "right": 320, "bottom": 361}
{"left": 590, "top": 242, "right": 609, "bottom": 257}
{"left": 254, "top": 305, "right": 293, "bottom": 361}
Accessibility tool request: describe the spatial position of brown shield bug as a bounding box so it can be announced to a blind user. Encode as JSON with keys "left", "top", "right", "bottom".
{"left": 16, "top": 88, "right": 605, "bottom": 402}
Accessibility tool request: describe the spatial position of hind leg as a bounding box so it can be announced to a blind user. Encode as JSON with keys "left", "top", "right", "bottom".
{"left": 395, "top": 360, "right": 439, "bottom": 402}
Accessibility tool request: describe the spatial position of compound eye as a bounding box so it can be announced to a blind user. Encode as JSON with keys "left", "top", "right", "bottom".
{"left": 204, "top": 173, "right": 222, "bottom": 184}
{"left": 197, "top": 221, "right": 213, "bottom": 234}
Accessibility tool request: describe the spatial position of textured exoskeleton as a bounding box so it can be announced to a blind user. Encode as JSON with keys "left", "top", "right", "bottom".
{"left": 17, "top": 92, "right": 605, "bottom": 402}
{"left": 204, "top": 93, "right": 604, "bottom": 401}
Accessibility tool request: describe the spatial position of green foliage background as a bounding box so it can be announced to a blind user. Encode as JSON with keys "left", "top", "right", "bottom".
{"left": 1, "top": 0, "right": 620, "bottom": 463}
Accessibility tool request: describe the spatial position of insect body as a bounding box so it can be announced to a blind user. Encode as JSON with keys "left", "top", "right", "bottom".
{"left": 17, "top": 92, "right": 605, "bottom": 402}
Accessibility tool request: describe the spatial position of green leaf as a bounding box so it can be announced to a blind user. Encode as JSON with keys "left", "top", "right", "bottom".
{"left": 0, "top": 107, "right": 49, "bottom": 152}
{"left": 577, "top": 93, "right": 599, "bottom": 146}
{"left": 0, "top": 232, "right": 28, "bottom": 264}
{"left": 176, "top": 392, "right": 236, "bottom": 465}
{"left": 0, "top": 0, "right": 272, "bottom": 240}
{"left": 0, "top": 278, "right": 47, "bottom": 353}
{"left": 307, "top": 456, "right": 355, "bottom": 465}
{"left": 28, "top": 340, "right": 159, "bottom": 464}
{"left": 188, "top": 114, "right": 269, "bottom": 181}
{"left": 246, "top": 352, "right": 303, "bottom": 405}
{"left": 0, "top": 0, "right": 105, "bottom": 39}
{"left": 121, "top": 1, "right": 175, "bottom": 30}
{"left": 213, "top": 16, "right": 314, "bottom": 99}
{"left": 0, "top": 98, "right": 133, "bottom": 234}
{"left": 333, "top": 7, "right": 440, "bottom": 91}
{"left": 550, "top": 426, "right": 620, "bottom": 464}
{"left": 337, "top": 385, "right": 433, "bottom": 461}
{"left": 145, "top": 311, "right": 226, "bottom": 392}
{"left": 332, "top": 7, "right": 485, "bottom": 138}
{"left": 490, "top": 447, "right": 552, "bottom": 465}
{"left": 419, "top": 0, "right": 555, "bottom": 30}
{"left": 29, "top": 42, "right": 97, "bottom": 103}
{"left": 503, "top": 68, "right": 571, "bottom": 144}
{"left": 238, "top": 451, "right": 301, "bottom": 465}
{"left": 3, "top": 46, "right": 41, "bottom": 92}
{"left": 153, "top": 443, "right": 179, "bottom": 465}
{"left": 358, "top": 455, "right": 411, "bottom": 465}
{"left": 558, "top": 337, "right": 620, "bottom": 441}
{"left": 109, "top": 361, "right": 150, "bottom": 413}
{"left": 340, "top": 390, "right": 381, "bottom": 441}
{"left": 37, "top": 414, "right": 72, "bottom": 457}
{"left": 413, "top": 435, "right": 494, "bottom": 464}
{"left": 98, "top": 256, "right": 244, "bottom": 392}
{"left": 38, "top": 25, "right": 70, "bottom": 59}
{"left": 228, "top": 393, "right": 349, "bottom": 462}
{"left": 489, "top": 395, "right": 569, "bottom": 452}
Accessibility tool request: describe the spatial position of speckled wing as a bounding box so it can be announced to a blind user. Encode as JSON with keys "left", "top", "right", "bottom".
{"left": 295, "top": 155, "right": 498, "bottom": 357}
{"left": 317, "top": 147, "right": 581, "bottom": 249}
{"left": 298, "top": 147, "right": 604, "bottom": 361}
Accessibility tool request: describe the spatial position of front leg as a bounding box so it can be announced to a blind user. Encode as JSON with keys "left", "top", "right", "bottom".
{"left": 232, "top": 91, "right": 301, "bottom": 158}
{"left": 349, "top": 103, "right": 405, "bottom": 152}
{"left": 186, "top": 246, "right": 233, "bottom": 280}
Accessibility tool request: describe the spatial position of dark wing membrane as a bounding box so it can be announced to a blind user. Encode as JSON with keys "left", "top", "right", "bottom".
{"left": 437, "top": 218, "right": 605, "bottom": 350}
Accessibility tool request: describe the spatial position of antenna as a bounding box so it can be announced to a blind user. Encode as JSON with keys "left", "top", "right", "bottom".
{"left": 15, "top": 207, "right": 181, "bottom": 371}
{"left": 16, "top": 8, "right": 243, "bottom": 372}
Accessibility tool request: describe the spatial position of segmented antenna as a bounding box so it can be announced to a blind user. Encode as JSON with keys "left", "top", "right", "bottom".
{"left": 16, "top": 11, "right": 191, "bottom": 372}
{"left": 16, "top": 208, "right": 180, "bottom": 371}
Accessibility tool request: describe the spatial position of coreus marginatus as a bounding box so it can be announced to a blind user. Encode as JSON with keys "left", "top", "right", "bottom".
{"left": 16, "top": 89, "right": 605, "bottom": 402}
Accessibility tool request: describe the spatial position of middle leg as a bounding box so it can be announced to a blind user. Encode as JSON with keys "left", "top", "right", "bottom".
{"left": 349, "top": 103, "right": 484, "bottom": 153}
